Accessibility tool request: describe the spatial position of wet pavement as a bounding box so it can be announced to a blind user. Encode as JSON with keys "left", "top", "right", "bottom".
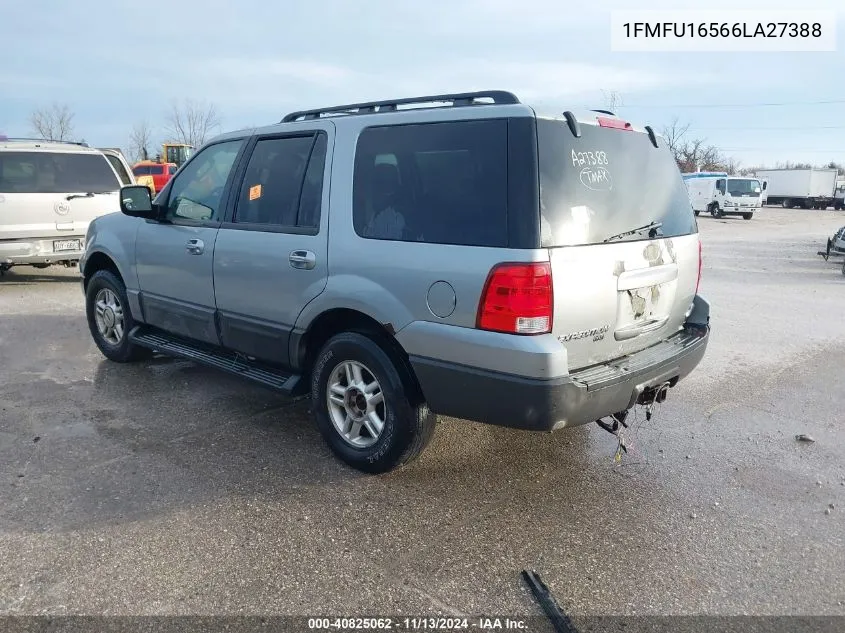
{"left": 1, "top": 208, "right": 844, "bottom": 618}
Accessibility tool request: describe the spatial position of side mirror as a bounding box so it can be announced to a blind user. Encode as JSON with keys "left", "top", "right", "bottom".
{"left": 120, "top": 185, "right": 157, "bottom": 219}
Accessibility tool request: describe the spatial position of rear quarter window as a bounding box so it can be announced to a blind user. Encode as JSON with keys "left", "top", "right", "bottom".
{"left": 353, "top": 119, "right": 509, "bottom": 247}
{"left": 537, "top": 119, "right": 697, "bottom": 247}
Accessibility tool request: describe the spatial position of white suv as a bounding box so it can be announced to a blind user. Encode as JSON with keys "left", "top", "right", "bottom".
{"left": 0, "top": 137, "right": 124, "bottom": 274}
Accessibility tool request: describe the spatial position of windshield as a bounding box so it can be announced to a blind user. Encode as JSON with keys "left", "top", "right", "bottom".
{"left": 0, "top": 151, "right": 122, "bottom": 194}
{"left": 727, "top": 178, "right": 761, "bottom": 196}
{"left": 537, "top": 119, "right": 696, "bottom": 247}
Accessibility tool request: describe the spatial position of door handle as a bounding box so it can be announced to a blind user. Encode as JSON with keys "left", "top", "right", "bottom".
{"left": 186, "top": 238, "right": 204, "bottom": 255}
{"left": 289, "top": 250, "right": 316, "bottom": 270}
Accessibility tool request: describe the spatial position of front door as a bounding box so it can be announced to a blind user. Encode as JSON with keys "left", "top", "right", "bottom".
{"left": 212, "top": 126, "right": 333, "bottom": 365}
{"left": 135, "top": 138, "right": 246, "bottom": 344}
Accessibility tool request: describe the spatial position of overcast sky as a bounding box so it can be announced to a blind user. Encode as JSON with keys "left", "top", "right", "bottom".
{"left": 2, "top": 0, "right": 843, "bottom": 168}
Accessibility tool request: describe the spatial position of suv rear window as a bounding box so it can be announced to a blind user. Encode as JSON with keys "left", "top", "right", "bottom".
{"left": 537, "top": 119, "right": 696, "bottom": 247}
{"left": 353, "top": 119, "right": 508, "bottom": 247}
{"left": 0, "top": 151, "right": 122, "bottom": 194}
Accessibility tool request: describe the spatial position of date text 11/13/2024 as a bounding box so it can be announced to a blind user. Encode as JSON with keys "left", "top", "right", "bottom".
{"left": 307, "top": 617, "right": 529, "bottom": 630}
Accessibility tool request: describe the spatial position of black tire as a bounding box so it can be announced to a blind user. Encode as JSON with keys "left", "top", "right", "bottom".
{"left": 31, "top": 263, "right": 51, "bottom": 269}
{"left": 710, "top": 204, "right": 723, "bottom": 219}
{"left": 85, "top": 270, "right": 152, "bottom": 363}
{"left": 311, "top": 332, "right": 436, "bottom": 474}
{"left": 742, "top": 212, "right": 753, "bottom": 220}
{"left": 782, "top": 199, "right": 791, "bottom": 209}
{"left": 694, "top": 209, "right": 700, "bottom": 217}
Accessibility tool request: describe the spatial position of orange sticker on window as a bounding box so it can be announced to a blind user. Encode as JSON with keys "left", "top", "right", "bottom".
{"left": 248, "top": 184, "right": 262, "bottom": 201}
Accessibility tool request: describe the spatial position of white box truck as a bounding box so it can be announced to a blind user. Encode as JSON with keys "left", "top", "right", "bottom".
{"left": 686, "top": 175, "right": 762, "bottom": 220}
{"left": 754, "top": 168, "right": 837, "bottom": 209}
{"left": 834, "top": 179, "right": 845, "bottom": 210}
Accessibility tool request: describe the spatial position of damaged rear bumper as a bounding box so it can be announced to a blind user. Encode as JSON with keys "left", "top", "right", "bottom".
{"left": 410, "top": 296, "right": 711, "bottom": 432}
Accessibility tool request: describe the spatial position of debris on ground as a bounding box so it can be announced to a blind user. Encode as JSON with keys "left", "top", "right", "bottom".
{"left": 795, "top": 434, "right": 816, "bottom": 443}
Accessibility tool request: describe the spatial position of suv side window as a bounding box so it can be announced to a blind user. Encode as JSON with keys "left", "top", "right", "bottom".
{"left": 104, "top": 155, "right": 132, "bottom": 185}
{"left": 233, "top": 132, "right": 327, "bottom": 230}
{"left": 353, "top": 119, "right": 508, "bottom": 246}
{"left": 165, "top": 140, "right": 243, "bottom": 222}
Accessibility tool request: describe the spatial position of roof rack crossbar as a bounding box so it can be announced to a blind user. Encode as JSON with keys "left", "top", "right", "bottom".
{"left": 281, "top": 90, "right": 520, "bottom": 123}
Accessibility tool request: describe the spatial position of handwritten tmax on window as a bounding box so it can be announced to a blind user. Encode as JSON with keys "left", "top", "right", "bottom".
{"left": 572, "top": 150, "right": 613, "bottom": 191}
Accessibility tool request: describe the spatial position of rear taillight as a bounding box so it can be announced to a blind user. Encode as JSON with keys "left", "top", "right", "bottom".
{"left": 477, "top": 262, "right": 553, "bottom": 335}
{"left": 696, "top": 240, "right": 702, "bottom": 294}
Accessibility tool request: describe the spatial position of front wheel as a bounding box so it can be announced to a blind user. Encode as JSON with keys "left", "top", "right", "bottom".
{"left": 85, "top": 270, "right": 152, "bottom": 363}
{"left": 311, "top": 332, "right": 436, "bottom": 473}
{"left": 742, "top": 212, "right": 753, "bottom": 220}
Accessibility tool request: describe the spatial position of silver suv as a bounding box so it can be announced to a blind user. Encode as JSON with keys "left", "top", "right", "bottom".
{"left": 80, "top": 91, "right": 710, "bottom": 473}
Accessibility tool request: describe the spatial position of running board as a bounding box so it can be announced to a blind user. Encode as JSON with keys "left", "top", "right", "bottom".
{"left": 129, "top": 326, "right": 302, "bottom": 394}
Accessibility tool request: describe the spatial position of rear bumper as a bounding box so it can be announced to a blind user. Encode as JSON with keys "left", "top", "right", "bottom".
{"left": 0, "top": 236, "right": 86, "bottom": 265}
{"left": 410, "top": 297, "right": 711, "bottom": 432}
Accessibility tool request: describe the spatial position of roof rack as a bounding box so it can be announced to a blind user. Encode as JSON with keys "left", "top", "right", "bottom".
{"left": 0, "top": 136, "right": 89, "bottom": 147}
{"left": 281, "top": 90, "right": 520, "bottom": 123}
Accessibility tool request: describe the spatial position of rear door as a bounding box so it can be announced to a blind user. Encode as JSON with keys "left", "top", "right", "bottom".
{"left": 0, "top": 149, "right": 122, "bottom": 242}
{"left": 537, "top": 117, "right": 700, "bottom": 371}
{"left": 212, "top": 124, "right": 332, "bottom": 365}
{"left": 135, "top": 138, "right": 247, "bottom": 344}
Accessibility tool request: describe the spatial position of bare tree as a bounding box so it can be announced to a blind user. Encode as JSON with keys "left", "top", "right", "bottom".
{"left": 661, "top": 117, "right": 691, "bottom": 161}
{"left": 128, "top": 121, "right": 154, "bottom": 163}
{"left": 165, "top": 99, "right": 221, "bottom": 148}
{"left": 601, "top": 89, "right": 624, "bottom": 112}
{"left": 30, "top": 102, "right": 75, "bottom": 141}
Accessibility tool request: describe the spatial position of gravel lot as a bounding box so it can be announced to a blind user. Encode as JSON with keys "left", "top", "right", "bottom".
{"left": 1, "top": 208, "right": 844, "bottom": 621}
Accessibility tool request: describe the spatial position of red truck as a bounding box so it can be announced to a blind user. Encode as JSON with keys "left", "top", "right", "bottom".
{"left": 132, "top": 160, "right": 178, "bottom": 195}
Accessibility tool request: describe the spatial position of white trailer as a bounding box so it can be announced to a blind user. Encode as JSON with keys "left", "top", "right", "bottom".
{"left": 685, "top": 175, "right": 762, "bottom": 220}
{"left": 754, "top": 168, "right": 838, "bottom": 209}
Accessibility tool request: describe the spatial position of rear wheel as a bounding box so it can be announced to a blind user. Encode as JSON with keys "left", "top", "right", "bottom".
{"left": 311, "top": 332, "right": 436, "bottom": 473}
{"left": 742, "top": 212, "right": 753, "bottom": 220}
{"left": 782, "top": 199, "right": 791, "bottom": 209}
{"left": 694, "top": 209, "right": 700, "bottom": 217}
{"left": 85, "top": 270, "right": 152, "bottom": 363}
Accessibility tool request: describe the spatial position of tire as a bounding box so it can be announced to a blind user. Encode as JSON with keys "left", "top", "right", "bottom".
{"left": 710, "top": 204, "right": 723, "bottom": 219}
{"left": 31, "top": 263, "right": 51, "bottom": 269}
{"left": 694, "top": 209, "right": 700, "bottom": 217}
{"left": 803, "top": 200, "right": 814, "bottom": 210}
{"left": 782, "top": 199, "right": 791, "bottom": 209}
{"left": 85, "top": 270, "right": 152, "bottom": 363}
{"left": 311, "top": 332, "right": 436, "bottom": 474}
{"left": 742, "top": 213, "right": 753, "bottom": 220}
